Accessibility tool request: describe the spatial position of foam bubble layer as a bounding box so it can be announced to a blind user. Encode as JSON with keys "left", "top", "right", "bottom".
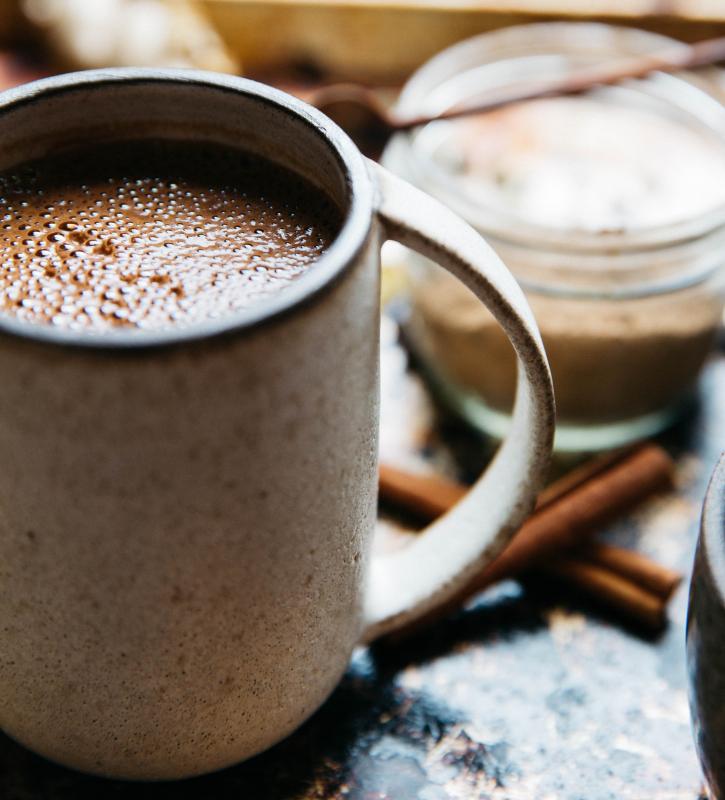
{"left": 0, "top": 139, "right": 341, "bottom": 331}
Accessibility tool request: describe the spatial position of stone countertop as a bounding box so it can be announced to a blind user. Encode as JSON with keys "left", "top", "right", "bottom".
{"left": 2, "top": 317, "right": 723, "bottom": 800}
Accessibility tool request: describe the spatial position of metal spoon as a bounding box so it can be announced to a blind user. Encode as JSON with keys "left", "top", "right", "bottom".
{"left": 308, "top": 35, "right": 725, "bottom": 157}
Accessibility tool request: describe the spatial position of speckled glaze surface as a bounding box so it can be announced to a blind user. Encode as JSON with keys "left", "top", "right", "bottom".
{"left": 688, "top": 452, "right": 725, "bottom": 798}
{"left": 0, "top": 247, "right": 381, "bottom": 779}
{"left": 0, "top": 70, "right": 554, "bottom": 781}
{"left": 0, "top": 71, "right": 382, "bottom": 780}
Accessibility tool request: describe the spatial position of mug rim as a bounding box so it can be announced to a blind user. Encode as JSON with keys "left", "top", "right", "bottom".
{"left": 0, "top": 68, "right": 375, "bottom": 351}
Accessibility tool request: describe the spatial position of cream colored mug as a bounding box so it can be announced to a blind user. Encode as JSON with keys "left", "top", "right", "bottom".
{"left": 0, "top": 70, "right": 555, "bottom": 780}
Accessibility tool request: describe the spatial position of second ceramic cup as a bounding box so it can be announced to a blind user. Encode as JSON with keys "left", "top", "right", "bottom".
{"left": 688, "top": 453, "right": 725, "bottom": 798}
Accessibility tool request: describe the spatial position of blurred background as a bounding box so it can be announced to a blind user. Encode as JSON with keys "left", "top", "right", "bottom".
{"left": 3, "top": 0, "right": 725, "bottom": 89}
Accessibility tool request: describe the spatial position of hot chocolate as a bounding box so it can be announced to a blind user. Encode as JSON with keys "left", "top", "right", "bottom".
{"left": 0, "top": 139, "right": 341, "bottom": 331}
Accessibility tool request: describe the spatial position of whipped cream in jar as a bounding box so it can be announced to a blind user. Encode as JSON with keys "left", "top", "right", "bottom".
{"left": 384, "top": 23, "right": 725, "bottom": 451}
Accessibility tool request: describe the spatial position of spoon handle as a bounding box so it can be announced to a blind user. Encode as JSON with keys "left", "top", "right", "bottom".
{"left": 396, "top": 35, "right": 725, "bottom": 130}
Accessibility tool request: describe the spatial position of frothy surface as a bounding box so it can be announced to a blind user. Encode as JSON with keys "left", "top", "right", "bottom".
{"left": 0, "top": 139, "right": 341, "bottom": 331}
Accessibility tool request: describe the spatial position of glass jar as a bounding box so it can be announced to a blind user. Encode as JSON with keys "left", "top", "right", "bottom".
{"left": 384, "top": 23, "right": 725, "bottom": 451}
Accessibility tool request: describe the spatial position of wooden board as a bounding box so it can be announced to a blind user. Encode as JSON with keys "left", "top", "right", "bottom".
{"left": 203, "top": 0, "right": 725, "bottom": 81}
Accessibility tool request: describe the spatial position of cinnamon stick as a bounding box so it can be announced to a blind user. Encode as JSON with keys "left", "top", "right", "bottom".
{"left": 377, "top": 451, "right": 624, "bottom": 522}
{"left": 397, "top": 36, "right": 725, "bottom": 130}
{"left": 379, "top": 445, "right": 675, "bottom": 582}
{"left": 535, "top": 447, "right": 637, "bottom": 510}
{"left": 539, "top": 559, "right": 666, "bottom": 630}
{"left": 378, "top": 463, "right": 466, "bottom": 520}
{"left": 377, "top": 444, "right": 677, "bottom": 635}
{"left": 470, "top": 445, "right": 674, "bottom": 588}
{"left": 576, "top": 542, "right": 682, "bottom": 600}
{"left": 312, "top": 36, "right": 725, "bottom": 139}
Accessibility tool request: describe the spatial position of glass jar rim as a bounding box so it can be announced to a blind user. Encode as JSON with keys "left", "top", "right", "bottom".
{"left": 389, "top": 22, "right": 725, "bottom": 259}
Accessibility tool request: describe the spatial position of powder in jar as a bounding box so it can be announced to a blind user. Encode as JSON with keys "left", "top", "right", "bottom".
{"left": 406, "top": 95, "right": 725, "bottom": 435}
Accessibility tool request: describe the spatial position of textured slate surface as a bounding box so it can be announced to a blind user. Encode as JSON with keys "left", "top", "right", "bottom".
{"left": 2, "top": 317, "right": 723, "bottom": 799}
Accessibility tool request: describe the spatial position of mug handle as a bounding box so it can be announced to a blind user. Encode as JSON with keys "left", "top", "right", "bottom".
{"left": 360, "top": 163, "right": 555, "bottom": 644}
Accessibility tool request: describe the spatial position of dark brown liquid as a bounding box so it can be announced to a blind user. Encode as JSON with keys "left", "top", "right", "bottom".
{"left": 0, "top": 140, "right": 341, "bottom": 331}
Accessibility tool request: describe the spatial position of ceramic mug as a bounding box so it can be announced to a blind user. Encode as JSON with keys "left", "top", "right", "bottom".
{"left": 0, "top": 69, "right": 555, "bottom": 780}
{"left": 688, "top": 452, "right": 725, "bottom": 798}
